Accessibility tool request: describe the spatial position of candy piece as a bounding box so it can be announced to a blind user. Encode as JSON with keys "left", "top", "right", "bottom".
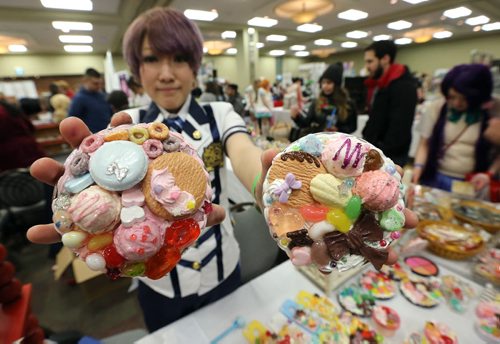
{"left": 142, "top": 139, "right": 164, "bottom": 158}
{"left": 86, "top": 253, "right": 106, "bottom": 271}
{"left": 390, "top": 231, "right": 401, "bottom": 240}
{"left": 162, "top": 136, "right": 181, "bottom": 152}
{"left": 308, "top": 221, "right": 335, "bottom": 241}
{"left": 113, "top": 223, "right": 163, "bottom": 261}
{"left": 62, "top": 231, "right": 87, "bottom": 248}
{"left": 89, "top": 141, "right": 149, "bottom": 192}
{"left": 380, "top": 208, "right": 405, "bottom": 231}
{"left": 321, "top": 135, "right": 371, "bottom": 177}
{"left": 64, "top": 173, "right": 94, "bottom": 194}
{"left": 53, "top": 210, "right": 73, "bottom": 233}
{"left": 326, "top": 208, "right": 352, "bottom": 233}
{"left": 122, "top": 262, "right": 146, "bottom": 277}
{"left": 87, "top": 233, "right": 113, "bottom": 251}
{"left": 299, "top": 134, "right": 323, "bottom": 156}
{"left": 345, "top": 195, "right": 362, "bottom": 220}
{"left": 68, "top": 185, "right": 121, "bottom": 234}
{"left": 121, "top": 186, "right": 145, "bottom": 207}
{"left": 268, "top": 203, "right": 305, "bottom": 237}
{"left": 299, "top": 204, "right": 329, "bottom": 222}
{"left": 145, "top": 246, "right": 181, "bottom": 280}
{"left": 69, "top": 151, "right": 90, "bottom": 176}
{"left": 165, "top": 218, "right": 200, "bottom": 250}
{"left": 104, "top": 130, "right": 129, "bottom": 142}
{"left": 81, "top": 134, "right": 104, "bottom": 153}
{"left": 120, "top": 206, "right": 145, "bottom": 227}
{"left": 311, "top": 241, "right": 331, "bottom": 267}
{"left": 352, "top": 170, "right": 399, "bottom": 212}
{"left": 148, "top": 122, "right": 169, "bottom": 140}
{"left": 102, "top": 245, "right": 125, "bottom": 268}
{"left": 290, "top": 246, "right": 312, "bottom": 266}
{"left": 364, "top": 149, "right": 384, "bottom": 172}
{"left": 129, "top": 126, "right": 150, "bottom": 144}
{"left": 310, "top": 174, "right": 351, "bottom": 207}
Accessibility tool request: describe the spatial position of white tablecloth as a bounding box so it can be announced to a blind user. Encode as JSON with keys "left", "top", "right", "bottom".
{"left": 137, "top": 260, "right": 485, "bottom": 344}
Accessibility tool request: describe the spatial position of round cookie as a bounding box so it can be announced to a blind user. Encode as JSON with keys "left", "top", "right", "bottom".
{"left": 143, "top": 152, "right": 207, "bottom": 220}
{"left": 263, "top": 132, "right": 405, "bottom": 273}
{"left": 52, "top": 123, "right": 212, "bottom": 280}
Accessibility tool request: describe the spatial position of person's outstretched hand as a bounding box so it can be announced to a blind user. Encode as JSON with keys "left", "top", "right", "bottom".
{"left": 253, "top": 149, "right": 419, "bottom": 266}
{"left": 27, "top": 114, "right": 226, "bottom": 244}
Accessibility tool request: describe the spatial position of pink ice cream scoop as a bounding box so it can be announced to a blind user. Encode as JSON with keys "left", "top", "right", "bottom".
{"left": 352, "top": 170, "right": 399, "bottom": 212}
{"left": 321, "top": 135, "right": 371, "bottom": 178}
{"left": 68, "top": 185, "right": 121, "bottom": 233}
{"left": 113, "top": 221, "right": 163, "bottom": 261}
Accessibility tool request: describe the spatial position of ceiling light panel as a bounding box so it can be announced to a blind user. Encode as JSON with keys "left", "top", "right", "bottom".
{"left": 295, "top": 51, "right": 310, "bottom": 57}
{"left": 402, "top": 0, "right": 428, "bottom": 4}
{"left": 52, "top": 21, "right": 92, "bottom": 32}
{"left": 443, "top": 6, "right": 472, "bottom": 19}
{"left": 341, "top": 41, "right": 358, "bottom": 48}
{"left": 221, "top": 31, "right": 236, "bottom": 39}
{"left": 465, "top": 15, "right": 489, "bottom": 26}
{"left": 433, "top": 30, "right": 453, "bottom": 39}
{"left": 290, "top": 45, "right": 306, "bottom": 51}
{"left": 59, "top": 35, "right": 93, "bottom": 44}
{"left": 296, "top": 23, "right": 323, "bottom": 33}
{"left": 482, "top": 22, "right": 500, "bottom": 31}
{"left": 64, "top": 45, "right": 93, "bottom": 53}
{"left": 269, "top": 50, "right": 286, "bottom": 56}
{"left": 256, "top": 42, "right": 265, "bottom": 49}
{"left": 226, "top": 48, "right": 237, "bottom": 55}
{"left": 266, "top": 35, "right": 287, "bottom": 42}
{"left": 387, "top": 20, "right": 412, "bottom": 30}
{"left": 8, "top": 44, "right": 27, "bottom": 52}
{"left": 337, "top": 9, "right": 368, "bottom": 21}
{"left": 395, "top": 37, "right": 412, "bottom": 45}
{"left": 346, "top": 30, "right": 368, "bottom": 39}
{"left": 248, "top": 17, "right": 278, "bottom": 27}
{"left": 41, "top": 0, "right": 92, "bottom": 11}
{"left": 184, "top": 9, "right": 218, "bottom": 21}
{"left": 314, "top": 39, "right": 332, "bottom": 46}
{"left": 373, "top": 34, "right": 392, "bottom": 41}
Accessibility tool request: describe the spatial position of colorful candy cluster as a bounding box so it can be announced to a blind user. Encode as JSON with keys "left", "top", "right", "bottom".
{"left": 53, "top": 123, "right": 212, "bottom": 279}
{"left": 262, "top": 133, "right": 405, "bottom": 273}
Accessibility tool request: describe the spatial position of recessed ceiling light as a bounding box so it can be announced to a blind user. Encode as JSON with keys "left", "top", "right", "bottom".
{"left": 346, "top": 30, "right": 368, "bottom": 39}
{"left": 295, "top": 51, "right": 310, "bottom": 57}
{"left": 314, "top": 39, "right": 332, "bottom": 46}
{"left": 395, "top": 37, "right": 412, "bottom": 45}
{"left": 341, "top": 41, "right": 358, "bottom": 48}
{"left": 8, "top": 44, "right": 27, "bottom": 53}
{"left": 248, "top": 17, "right": 278, "bottom": 27}
{"left": 203, "top": 47, "right": 208, "bottom": 53}
{"left": 269, "top": 50, "right": 286, "bottom": 56}
{"left": 266, "top": 34, "right": 287, "bottom": 42}
{"left": 473, "top": 26, "right": 481, "bottom": 32}
{"left": 226, "top": 48, "right": 238, "bottom": 55}
{"left": 290, "top": 45, "right": 306, "bottom": 51}
{"left": 221, "top": 31, "right": 237, "bottom": 39}
{"left": 373, "top": 34, "right": 392, "bottom": 41}
{"left": 443, "top": 6, "right": 471, "bottom": 19}
{"left": 59, "top": 35, "right": 93, "bottom": 44}
{"left": 184, "top": 9, "right": 218, "bottom": 21}
{"left": 52, "top": 21, "right": 92, "bottom": 33}
{"left": 297, "top": 23, "right": 323, "bottom": 33}
{"left": 64, "top": 45, "right": 93, "bottom": 53}
{"left": 256, "top": 42, "right": 265, "bottom": 49}
{"left": 402, "top": 0, "right": 428, "bottom": 4}
{"left": 337, "top": 9, "right": 368, "bottom": 21}
{"left": 247, "top": 27, "right": 255, "bottom": 35}
{"left": 433, "top": 30, "right": 453, "bottom": 39}
{"left": 41, "top": 0, "right": 92, "bottom": 11}
{"left": 482, "top": 22, "right": 500, "bottom": 31}
{"left": 465, "top": 15, "right": 490, "bottom": 26}
{"left": 387, "top": 20, "right": 412, "bottom": 30}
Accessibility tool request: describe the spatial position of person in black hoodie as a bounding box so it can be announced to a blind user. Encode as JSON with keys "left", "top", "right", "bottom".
{"left": 290, "top": 62, "right": 357, "bottom": 138}
{"left": 362, "top": 40, "right": 417, "bottom": 166}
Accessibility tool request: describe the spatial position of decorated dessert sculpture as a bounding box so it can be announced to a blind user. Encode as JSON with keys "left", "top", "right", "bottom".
{"left": 52, "top": 123, "right": 212, "bottom": 279}
{"left": 262, "top": 133, "right": 405, "bottom": 273}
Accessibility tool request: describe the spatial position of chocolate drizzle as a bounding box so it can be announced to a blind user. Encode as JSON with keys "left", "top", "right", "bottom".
{"left": 332, "top": 138, "right": 366, "bottom": 169}
{"left": 323, "top": 211, "right": 388, "bottom": 270}
{"left": 281, "top": 151, "right": 321, "bottom": 168}
{"left": 286, "top": 228, "right": 314, "bottom": 249}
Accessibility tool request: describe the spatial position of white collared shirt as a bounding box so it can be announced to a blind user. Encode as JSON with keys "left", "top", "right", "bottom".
{"left": 124, "top": 96, "right": 248, "bottom": 297}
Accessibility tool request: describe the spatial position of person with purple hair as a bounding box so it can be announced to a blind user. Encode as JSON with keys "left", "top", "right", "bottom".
{"left": 412, "top": 64, "right": 500, "bottom": 192}
{"left": 25, "top": 7, "right": 418, "bottom": 333}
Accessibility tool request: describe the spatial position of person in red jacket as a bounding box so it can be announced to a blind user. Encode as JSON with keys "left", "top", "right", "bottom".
{"left": 0, "top": 100, "right": 45, "bottom": 173}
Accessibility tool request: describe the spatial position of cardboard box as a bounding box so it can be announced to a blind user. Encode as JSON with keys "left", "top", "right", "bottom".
{"left": 54, "top": 246, "right": 103, "bottom": 283}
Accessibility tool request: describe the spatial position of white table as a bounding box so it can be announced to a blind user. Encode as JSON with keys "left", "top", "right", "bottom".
{"left": 137, "top": 260, "right": 485, "bottom": 344}
{"left": 271, "top": 107, "right": 293, "bottom": 125}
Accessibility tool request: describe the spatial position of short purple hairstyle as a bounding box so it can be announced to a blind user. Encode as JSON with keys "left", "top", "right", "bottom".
{"left": 122, "top": 7, "right": 203, "bottom": 79}
{"left": 441, "top": 63, "right": 493, "bottom": 109}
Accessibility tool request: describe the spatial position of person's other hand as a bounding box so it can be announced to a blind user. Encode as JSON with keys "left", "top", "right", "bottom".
{"left": 485, "top": 117, "right": 500, "bottom": 145}
{"left": 470, "top": 173, "right": 490, "bottom": 192}
{"left": 27, "top": 116, "right": 226, "bottom": 244}
{"left": 255, "top": 149, "right": 418, "bottom": 267}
